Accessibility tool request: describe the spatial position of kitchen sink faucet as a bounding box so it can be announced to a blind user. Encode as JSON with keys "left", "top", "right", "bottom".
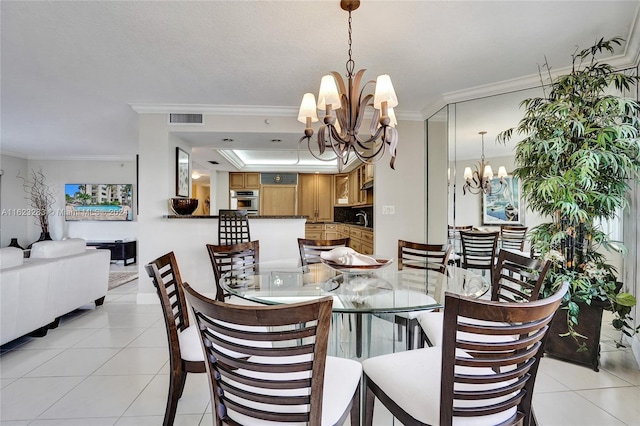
{"left": 356, "top": 211, "right": 368, "bottom": 228}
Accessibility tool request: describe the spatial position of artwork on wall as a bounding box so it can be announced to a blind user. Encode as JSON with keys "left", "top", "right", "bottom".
{"left": 482, "top": 175, "right": 523, "bottom": 225}
{"left": 65, "top": 184, "right": 134, "bottom": 221}
{"left": 176, "top": 147, "right": 190, "bottom": 197}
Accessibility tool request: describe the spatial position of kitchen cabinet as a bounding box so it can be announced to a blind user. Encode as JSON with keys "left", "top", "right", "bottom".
{"left": 349, "top": 166, "right": 367, "bottom": 205}
{"left": 305, "top": 223, "right": 324, "bottom": 240}
{"left": 334, "top": 174, "right": 350, "bottom": 206}
{"left": 298, "top": 174, "right": 333, "bottom": 222}
{"left": 229, "top": 172, "right": 260, "bottom": 189}
{"left": 364, "top": 164, "right": 374, "bottom": 183}
{"left": 304, "top": 223, "right": 340, "bottom": 240}
{"left": 260, "top": 185, "right": 297, "bottom": 215}
{"left": 348, "top": 226, "right": 374, "bottom": 255}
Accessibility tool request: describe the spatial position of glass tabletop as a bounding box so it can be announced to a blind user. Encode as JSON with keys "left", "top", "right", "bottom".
{"left": 221, "top": 260, "right": 490, "bottom": 314}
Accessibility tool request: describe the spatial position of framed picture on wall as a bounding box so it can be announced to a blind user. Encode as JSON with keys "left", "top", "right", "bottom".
{"left": 482, "top": 175, "right": 523, "bottom": 225}
{"left": 176, "top": 147, "right": 190, "bottom": 197}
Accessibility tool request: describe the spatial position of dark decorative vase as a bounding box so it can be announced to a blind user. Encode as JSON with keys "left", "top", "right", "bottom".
{"left": 27, "top": 232, "right": 53, "bottom": 249}
{"left": 8, "top": 238, "right": 24, "bottom": 249}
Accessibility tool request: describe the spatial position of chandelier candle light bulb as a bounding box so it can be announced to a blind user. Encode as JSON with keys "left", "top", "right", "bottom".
{"left": 297, "top": 0, "right": 399, "bottom": 171}
{"left": 463, "top": 131, "right": 507, "bottom": 195}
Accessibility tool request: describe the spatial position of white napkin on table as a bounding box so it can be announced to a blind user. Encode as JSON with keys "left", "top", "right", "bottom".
{"left": 320, "top": 247, "right": 379, "bottom": 266}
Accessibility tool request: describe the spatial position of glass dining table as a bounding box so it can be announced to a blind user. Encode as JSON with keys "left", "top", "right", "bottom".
{"left": 220, "top": 259, "right": 490, "bottom": 359}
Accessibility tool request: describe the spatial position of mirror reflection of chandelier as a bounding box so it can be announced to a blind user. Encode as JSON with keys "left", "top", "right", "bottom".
{"left": 463, "top": 131, "right": 507, "bottom": 195}
{"left": 297, "top": 0, "right": 399, "bottom": 172}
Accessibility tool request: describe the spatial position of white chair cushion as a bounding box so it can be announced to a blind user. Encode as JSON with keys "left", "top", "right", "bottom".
{"left": 30, "top": 238, "right": 87, "bottom": 258}
{"left": 178, "top": 325, "right": 205, "bottom": 362}
{"left": 224, "top": 355, "right": 362, "bottom": 425}
{"left": 0, "top": 247, "right": 24, "bottom": 269}
{"left": 418, "top": 312, "right": 518, "bottom": 347}
{"left": 362, "top": 347, "right": 516, "bottom": 425}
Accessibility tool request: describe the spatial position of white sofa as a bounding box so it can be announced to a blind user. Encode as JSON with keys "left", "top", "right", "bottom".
{"left": 0, "top": 239, "right": 110, "bottom": 345}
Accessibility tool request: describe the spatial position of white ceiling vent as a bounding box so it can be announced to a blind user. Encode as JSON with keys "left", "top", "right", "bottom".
{"left": 169, "top": 113, "right": 204, "bottom": 125}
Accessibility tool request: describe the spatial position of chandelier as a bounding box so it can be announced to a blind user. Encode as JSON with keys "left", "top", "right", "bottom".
{"left": 297, "top": 0, "right": 398, "bottom": 172}
{"left": 463, "top": 131, "right": 507, "bottom": 195}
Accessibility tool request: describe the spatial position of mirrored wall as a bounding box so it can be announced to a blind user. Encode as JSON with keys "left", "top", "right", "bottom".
{"left": 426, "top": 86, "right": 545, "bottom": 243}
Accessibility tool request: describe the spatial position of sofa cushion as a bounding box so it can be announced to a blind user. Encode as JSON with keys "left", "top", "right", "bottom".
{"left": 0, "top": 247, "right": 24, "bottom": 269}
{"left": 30, "top": 239, "right": 87, "bottom": 259}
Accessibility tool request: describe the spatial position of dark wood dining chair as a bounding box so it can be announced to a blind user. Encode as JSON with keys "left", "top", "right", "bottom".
{"left": 393, "top": 241, "right": 453, "bottom": 349}
{"left": 500, "top": 225, "right": 528, "bottom": 251}
{"left": 182, "top": 285, "right": 362, "bottom": 426}
{"left": 145, "top": 252, "right": 206, "bottom": 426}
{"left": 362, "top": 282, "right": 569, "bottom": 426}
{"left": 217, "top": 209, "right": 251, "bottom": 245}
{"left": 419, "top": 248, "right": 551, "bottom": 347}
{"left": 205, "top": 241, "right": 259, "bottom": 302}
{"left": 297, "top": 237, "right": 350, "bottom": 266}
{"left": 459, "top": 230, "right": 499, "bottom": 282}
{"left": 447, "top": 225, "right": 472, "bottom": 265}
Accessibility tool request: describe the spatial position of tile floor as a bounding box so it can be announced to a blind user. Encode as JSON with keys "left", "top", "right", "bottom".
{"left": 1, "top": 265, "right": 639, "bottom": 425}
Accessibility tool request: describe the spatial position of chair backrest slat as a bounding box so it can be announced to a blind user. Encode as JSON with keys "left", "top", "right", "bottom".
{"left": 183, "top": 283, "right": 334, "bottom": 426}
{"left": 297, "top": 238, "right": 350, "bottom": 266}
{"left": 439, "top": 282, "right": 568, "bottom": 425}
{"left": 460, "top": 231, "right": 499, "bottom": 281}
{"left": 218, "top": 209, "right": 251, "bottom": 245}
{"left": 500, "top": 225, "right": 528, "bottom": 251}
{"left": 206, "top": 241, "right": 260, "bottom": 302}
{"left": 397, "top": 240, "right": 452, "bottom": 273}
{"left": 491, "top": 249, "right": 551, "bottom": 303}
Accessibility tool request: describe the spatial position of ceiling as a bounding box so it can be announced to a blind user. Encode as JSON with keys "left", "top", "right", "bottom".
{"left": 2, "top": 1, "right": 639, "bottom": 181}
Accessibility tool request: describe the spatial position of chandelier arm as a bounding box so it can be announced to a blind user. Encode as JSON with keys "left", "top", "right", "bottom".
{"left": 353, "top": 92, "right": 374, "bottom": 132}
{"left": 331, "top": 71, "right": 348, "bottom": 101}
{"left": 299, "top": 135, "right": 339, "bottom": 162}
{"left": 350, "top": 69, "right": 368, "bottom": 127}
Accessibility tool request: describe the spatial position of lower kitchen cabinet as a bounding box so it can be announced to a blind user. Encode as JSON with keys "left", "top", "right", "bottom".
{"left": 304, "top": 223, "right": 373, "bottom": 254}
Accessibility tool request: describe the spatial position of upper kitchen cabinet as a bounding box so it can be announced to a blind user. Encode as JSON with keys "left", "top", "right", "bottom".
{"left": 298, "top": 173, "right": 333, "bottom": 222}
{"left": 334, "top": 174, "right": 350, "bottom": 206}
{"left": 229, "top": 172, "right": 260, "bottom": 189}
{"left": 349, "top": 165, "right": 369, "bottom": 205}
{"left": 364, "top": 164, "right": 374, "bottom": 184}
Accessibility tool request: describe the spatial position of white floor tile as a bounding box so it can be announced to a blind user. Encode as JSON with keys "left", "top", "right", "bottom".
{"left": 93, "top": 347, "right": 168, "bottom": 376}
{"left": 578, "top": 386, "right": 640, "bottom": 426}
{"left": 72, "top": 327, "right": 147, "bottom": 348}
{"left": 29, "top": 418, "right": 118, "bottom": 425}
{"left": 39, "top": 375, "right": 154, "bottom": 419}
{"left": 0, "top": 349, "right": 65, "bottom": 378}
{"left": 0, "top": 376, "right": 84, "bottom": 421}
{"left": 25, "top": 348, "right": 120, "bottom": 377}
{"left": 539, "top": 356, "right": 636, "bottom": 389}
{"left": 533, "top": 391, "right": 626, "bottom": 425}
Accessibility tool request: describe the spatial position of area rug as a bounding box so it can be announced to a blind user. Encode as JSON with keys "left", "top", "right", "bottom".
{"left": 108, "top": 271, "right": 139, "bottom": 290}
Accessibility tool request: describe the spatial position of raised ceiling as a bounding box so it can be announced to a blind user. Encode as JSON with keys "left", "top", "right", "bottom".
{"left": 2, "top": 1, "right": 639, "bottom": 177}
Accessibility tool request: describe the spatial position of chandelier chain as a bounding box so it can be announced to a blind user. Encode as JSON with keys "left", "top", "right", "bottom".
{"left": 346, "top": 10, "right": 355, "bottom": 77}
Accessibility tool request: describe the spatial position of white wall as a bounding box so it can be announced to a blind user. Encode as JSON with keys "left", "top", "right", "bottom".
{"left": 0, "top": 156, "right": 137, "bottom": 246}
{"left": 374, "top": 119, "right": 426, "bottom": 259}
{"left": 0, "top": 155, "right": 30, "bottom": 247}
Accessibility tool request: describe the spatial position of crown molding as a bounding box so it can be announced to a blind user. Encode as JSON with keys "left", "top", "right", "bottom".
{"left": 28, "top": 154, "right": 136, "bottom": 162}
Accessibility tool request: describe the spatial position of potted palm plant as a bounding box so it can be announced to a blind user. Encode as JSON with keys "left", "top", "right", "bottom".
{"left": 498, "top": 37, "right": 640, "bottom": 370}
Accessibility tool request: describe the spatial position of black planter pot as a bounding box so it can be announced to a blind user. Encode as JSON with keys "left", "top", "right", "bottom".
{"left": 27, "top": 232, "right": 53, "bottom": 249}
{"left": 544, "top": 301, "right": 606, "bottom": 371}
{"left": 8, "top": 238, "right": 24, "bottom": 249}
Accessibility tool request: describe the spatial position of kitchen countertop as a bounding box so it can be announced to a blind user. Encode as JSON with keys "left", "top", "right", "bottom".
{"left": 165, "top": 215, "right": 307, "bottom": 219}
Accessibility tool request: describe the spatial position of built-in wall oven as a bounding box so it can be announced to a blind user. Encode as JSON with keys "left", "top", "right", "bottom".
{"left": 230, "top": 190, "right": 259, "bottom": 215}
